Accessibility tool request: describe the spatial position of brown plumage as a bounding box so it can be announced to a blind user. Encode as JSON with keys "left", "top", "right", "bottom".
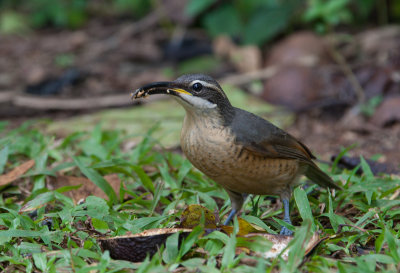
{"left": 132, "top": 74, "right": 341, "bottom": 235}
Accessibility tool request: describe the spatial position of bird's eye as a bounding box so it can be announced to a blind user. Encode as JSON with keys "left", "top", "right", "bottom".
{"left": 192, "top": 82, "right": 203, "bottom": 92}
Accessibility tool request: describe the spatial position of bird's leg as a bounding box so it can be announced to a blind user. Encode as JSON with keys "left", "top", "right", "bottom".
{"left": 280, "top": 198, "right": 294, "bottom": 236}
{"left": 223, "top": 209, "right": 237, "bottom": 226}
{"left": 223, "top": 190, "right": 245, "bottom": 225}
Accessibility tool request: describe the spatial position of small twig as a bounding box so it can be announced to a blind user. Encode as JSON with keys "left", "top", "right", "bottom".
{"left": 0, "top": 90, "right": 18, "bottom": 103}
{"left": 337, "top": 224, "right": 367, "bottom": 234}
{"left": 13, "top": 94, "right": 132, "bottom": 110}
{"left": 13, "top": 94, "right": 163, "bottom": 110}
{"left": 326, "top": 37, "right": 366, "bottom": 104}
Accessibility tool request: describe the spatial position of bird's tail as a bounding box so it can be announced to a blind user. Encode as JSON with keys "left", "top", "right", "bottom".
{"left": 305, "top": 163, "right": 342, "bottom": 190}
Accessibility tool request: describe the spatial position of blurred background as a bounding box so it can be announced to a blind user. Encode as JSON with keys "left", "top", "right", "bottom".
{"left": 1, "top": 0, "right": 399, "bottom": 167}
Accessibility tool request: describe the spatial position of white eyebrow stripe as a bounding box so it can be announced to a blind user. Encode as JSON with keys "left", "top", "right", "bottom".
{"left": 189, "top": 80, "right": 227, "bottom": 98}
{"left": 189, "top": 80, "right": 214, "bottom": 89}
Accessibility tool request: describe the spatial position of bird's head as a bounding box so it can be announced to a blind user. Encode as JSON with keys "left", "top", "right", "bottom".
{"left": 132, "top": 74, "right": 233, "bottom": 115}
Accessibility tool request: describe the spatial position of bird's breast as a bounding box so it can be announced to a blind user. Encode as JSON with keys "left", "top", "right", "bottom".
{"left": 180, "top": 114, "right": 302, "bottom": 196}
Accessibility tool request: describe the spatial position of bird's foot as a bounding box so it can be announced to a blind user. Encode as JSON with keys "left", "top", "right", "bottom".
{"left": 280, "top": 226, "right": 293, "bottom": 236}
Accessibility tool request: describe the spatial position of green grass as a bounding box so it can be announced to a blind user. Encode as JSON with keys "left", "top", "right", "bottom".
{"left": 0, "top": 120, "right": 399, "bottom": 272}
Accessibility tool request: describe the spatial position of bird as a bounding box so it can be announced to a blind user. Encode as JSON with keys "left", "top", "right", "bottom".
{"left": 131, "top": 74, "right": 341, "bottom": 235}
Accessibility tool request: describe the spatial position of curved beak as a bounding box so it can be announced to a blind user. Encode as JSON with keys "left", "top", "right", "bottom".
{"left": 131, "top": 81, "right": 192, "bottom": 100}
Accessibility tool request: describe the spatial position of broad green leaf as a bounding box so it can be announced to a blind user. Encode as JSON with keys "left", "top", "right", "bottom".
{"left": 77, "top": 248, "right": 101, "bottom": 260}
{"left": 294, "top": 187, "right": 315, "bottom": 231}
{"left": 179, "top": 226, "right": 203, "bottom": 257}
{"left": 20, "top": 192, "right": 55, "bottom": 213}
{"left": 180, "top": 258, "right": 206, "bottom": 269}
{"left": 384, "top": 228, "right": 400, "bottom": 263}
{"left": 150, "top": 180, "right": 164, "bottom": 215}
{"left": 17, "top": 242, "right": 43, "bottom": 254}
{"left": 360, "top": 156, "right": 374, "bottom": 180}
{"left": 92, "top": 218, "right": 109, "bottom": 232}
{"left": 0, "top": 229, "right": 58, "bottom": 238}
{"left": 32, "top": 252, "right": 47, "bottom": 272}
{"left": 375, "top": 231, "right": 385, "bottom": 254}
{"left": 131, "top": 165, "right": 155, "bottom": 193}
{"left": 240, "top": 215, "right": 275, "bottom": 234}
{"left": 176, "top": 159, "right": 192, "bottom": 186}
{"left": 163, "top": 232, "right": 179, "bottom": 264}
{"left": 197, "top": 191, "right": 217, "bottom": 210}
{"left": 185, "top": 0, "right": 216, "bottom": 16}
{"left": 129, "top": 216, "right": 167, "bottom": 230}
{"left": 203, "top": 5, "right": 243, "bottom": 37}
{"left": 359, "top": 254, "right": 394, "bottom": 265}
{"left": 203, "top": 230, "right": 229, "bottom": 244}
{"left": 243, "top": 7, "right": 290, "bottom": 45}
{"left": 220, "top": 233, "right": 237, "bottom": 270}
{"left": 159, "top": 162, "right": 177, "bottom": 189}
{"left": 82, "top": 196, "right": 109, "bottom": 219}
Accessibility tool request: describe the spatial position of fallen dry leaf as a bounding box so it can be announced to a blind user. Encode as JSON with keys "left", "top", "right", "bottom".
{"left": 213, "top": 36, "right": 262, "bottom": 73}
{"left": 238, "top": 232, "right": 322, "bottom": 260}
{"left": 100, "top": 227, "right": 323, "bottom": 263}
{"left": 48, "top": 174, "right": 122, "bottom": 203}
{"left": 371, "top": 96, "right": 400, "bottom": 127}
{"left": 0, "top": 160, "right": 35, "bottom": 187}
{"left": 220, "top": 218, "right": 264, "bottom": 236}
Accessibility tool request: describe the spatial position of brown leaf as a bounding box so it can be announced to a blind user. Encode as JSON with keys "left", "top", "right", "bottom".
{"left": 262, "top": 66, "right": 322, "bottom": 110}
{"left": 48, "top": 174, "right": 122, "bottom": 203}
{"left": 239, "top": 232, "right": 323, "bottom": 260}
{"left": 0, "top": 160, "right": 35, "bottom": 186}
{"left": 100, "top": 227, "right": 323, "bottom": 263}
{"left": 213, "top": 36, "right": 262, "bottom": 73}
{"left": 370, "top": 96, "right": 400, "bottom": 127}
{"left": 220, "top": 218, "right": 264, "bottom": 236}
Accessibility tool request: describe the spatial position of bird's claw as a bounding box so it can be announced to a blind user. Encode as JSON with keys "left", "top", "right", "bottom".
{"left": 280, "top": 226, "right": 294, "bottom": 236}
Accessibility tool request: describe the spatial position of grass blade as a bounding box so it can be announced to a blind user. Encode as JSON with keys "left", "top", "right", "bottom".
{"left": 0, "top": 145, "right": 9, "bottom": 174}
{"left": 294, "top": 187, "right": 315, "bottom": 232}
{"left": 73, "top": 156, "right": 117, "bottom": 204}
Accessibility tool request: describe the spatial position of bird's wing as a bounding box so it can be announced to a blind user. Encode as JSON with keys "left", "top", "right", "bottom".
{"left": 242, "top": 133, "right": 314, "bottom": 162}
{"left": 230, "top": 108, "right": 341, "bottom": 189}
{"left": 231, "top": 108, "right": 315, "bottom": 162}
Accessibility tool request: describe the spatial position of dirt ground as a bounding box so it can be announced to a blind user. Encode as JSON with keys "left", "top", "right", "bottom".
{"left": 290, "top": 114, "right": 400, "bottom": 168}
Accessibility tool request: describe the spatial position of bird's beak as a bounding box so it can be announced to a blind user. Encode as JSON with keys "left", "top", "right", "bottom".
{"left": 131, "top": 81, "right": 192, "bottom": 100}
